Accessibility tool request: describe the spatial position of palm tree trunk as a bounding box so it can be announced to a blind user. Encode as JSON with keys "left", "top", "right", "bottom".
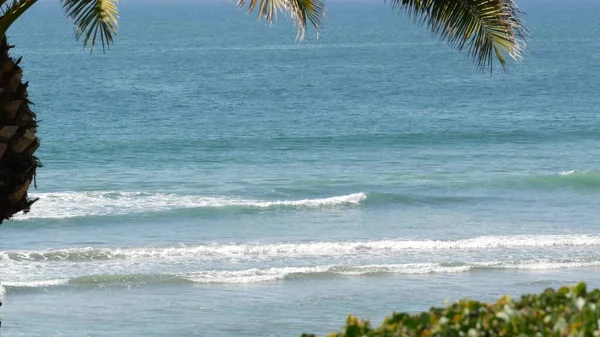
{"left": 0, "top": 37, "right": 39, "bottom": 224}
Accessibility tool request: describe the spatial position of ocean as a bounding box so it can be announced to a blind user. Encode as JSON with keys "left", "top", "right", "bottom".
{"left": 1, "top": 0, "right": 599, "bottom": 336}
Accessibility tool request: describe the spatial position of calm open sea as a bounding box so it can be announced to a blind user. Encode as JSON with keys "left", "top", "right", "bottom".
{"left": 1, "top": 0, "right": 599, "bottom": 336}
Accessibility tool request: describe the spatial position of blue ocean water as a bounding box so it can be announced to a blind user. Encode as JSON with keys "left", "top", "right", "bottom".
{"left": 1, "top": 0, "right": 600, "bottom": 335}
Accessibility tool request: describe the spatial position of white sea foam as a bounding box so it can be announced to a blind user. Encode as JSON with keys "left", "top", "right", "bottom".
{"left": 4, "top": 234, "right": 600, "bottom": 262}
{"left": 185, "top": 260, "right": 600, "bottom": 284}
{"left": 3, "top": 259, "right": 600, "bottom": 288}
{"left": 15, "top": 191, "right": 366, "bottom": 219}
{"left": 185, "top": 264, "right": 471, "bottom": 284}
{"left": 187, "top": 266, "right": 330, "bottom": 284}
{"left": 485, "top": 260, "right": 600, "bottom": 270}
{"left": 1, "top": 279, "right": 69, "bottom": 288}
{"left": 557, "top": 169, "right": 600, "bottom": 177}
{"left": 559, "top": 170, "right": 577, "bottom": 176}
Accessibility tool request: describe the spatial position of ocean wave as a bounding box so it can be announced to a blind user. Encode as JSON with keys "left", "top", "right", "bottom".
{"left": 4, "top": 260, "right": 600, "bottom": 289}
{"left": 1, "top": 279, "right": 70, "bottom": 288}
{"left": 14, "top": 191, "right": 366, "bottom": 220}
{"left": 193, "top": 131, "right": 598, "bottom": 151}
{"left": 0, "top": 275, "right": 186, "bottom": 290}
{"left": 12, "top": 169, "right": 599, "bottom": 221}
{"left": 185, "top": 264, "right": 473, "bottom": 284}
{"left": 188, "top": 260, "right": 600, "bottom": 284}
{"left": 3, "top": 234, "right": 600, "bottom": 262}
{"left": 520, "top": 169, "right": 600, "bottom": 190}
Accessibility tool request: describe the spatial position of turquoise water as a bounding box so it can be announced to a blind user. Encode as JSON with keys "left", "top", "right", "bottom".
{"left": 1, "top": 0, "right": 600, "bottom": 335}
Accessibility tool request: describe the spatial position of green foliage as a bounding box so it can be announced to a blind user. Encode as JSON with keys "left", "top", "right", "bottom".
{"left": 387, "top": 0, "right": 527, "bottom": 71}
{"left": 61, "top": 0, "right": 119, "bottom": 52}
{"left": 0, "top": 0, "right": 40, "bottom": 39}
{"left": 237, "top": 0, "right": 325, "bottom": 40}
{"left": 0, "top": 0, "right": 527, "bottom": 70}
{"left": 303, "top": 283, "right": 600, "bottom": 337}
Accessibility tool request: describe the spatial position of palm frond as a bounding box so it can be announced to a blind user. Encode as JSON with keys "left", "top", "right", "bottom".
{"left": 237, "top": 0, "right": 325, "bottom": 40}
{"left": 0, "top": 0, "right": 12, "bottom": 10}
{"left": 0, "top": 0, "right": 39, "bottom": 39}
{"left": 61, "top": 0, "right": 119, "bottom": 52}
{"left": 388, "top": 0, "right": 527, "bottom": 71}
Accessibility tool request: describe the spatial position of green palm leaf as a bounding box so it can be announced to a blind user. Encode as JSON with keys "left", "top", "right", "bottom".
{"left": 61, "top": 0, "right": 119, "bottom": 52}
{"left": 237, "top": 0, "right": 325, "bottom": 40}
{"left": 0, "top": 0, "right": 526, "bottom": 67}
{"left": 0, "top": 0, "right": 40, "bottom": 38}
{"left": 388, "top": 0, "right": 527, "bottom": 71}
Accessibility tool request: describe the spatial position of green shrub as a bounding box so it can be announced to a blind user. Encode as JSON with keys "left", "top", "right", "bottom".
{"left": 302, "top": 283, "right": 600, "bottom": 337}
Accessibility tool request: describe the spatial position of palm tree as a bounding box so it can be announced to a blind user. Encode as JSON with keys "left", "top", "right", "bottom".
{"left": 0, "top": 0, "right": 526, "bottom": 223}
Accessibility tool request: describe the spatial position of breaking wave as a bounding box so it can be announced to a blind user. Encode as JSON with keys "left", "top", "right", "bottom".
{"left": 520, "top": 169, "right": 600, "bottom": 190}
{"left": 11, "top": 169, "right": 599, "bottom": 221}
{"left": 3, "top": 234, "right": 600, "bottom": 262}
{"left": 1, "top": 279, "right": 70, "bottom": 288}
{"left": 15, "top": 191, "right": 366, "bottom": 220}
{"left": 4, "top": 259, "right": 600, "bottom": 289}
{"left": 186, "top": 260, "right": 600, "bottom": 284}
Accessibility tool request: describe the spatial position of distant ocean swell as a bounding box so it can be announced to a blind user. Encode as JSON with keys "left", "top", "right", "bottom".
{"left": 3, "top": 234, "right": 600, "bottom": 262}
{"left": 14, "top": 170, "right": 600, "bottom": 220}
{"left": 3, "top": 259, "right": 600, "bottom": 290}
{"left": 133, "top": 131, "right": 600, "bottom": 151}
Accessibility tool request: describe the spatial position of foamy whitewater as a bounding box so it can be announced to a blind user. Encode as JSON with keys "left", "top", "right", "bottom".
{"left": 1, "top": 1, "right": 600, "bottom": 336}
{"left": 17, "top": 191, "right": 367, "bottom": 219}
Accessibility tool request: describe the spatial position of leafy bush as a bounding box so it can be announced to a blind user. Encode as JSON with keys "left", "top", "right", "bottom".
{"left": 302, "top": 283, "right": 600, "bottom": 337}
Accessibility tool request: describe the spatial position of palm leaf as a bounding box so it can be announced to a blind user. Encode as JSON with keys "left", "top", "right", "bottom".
{"left": 0, "top": 0, "right": 39, "bottom": 38}
{"left": 61, "top": 0, "right": 119, "bottom": 52}
{"left": 388, "top": 0, "right": 527, "bottom": 71}
{"left": 237, "top": 0, "right": 325, "bottom": 40}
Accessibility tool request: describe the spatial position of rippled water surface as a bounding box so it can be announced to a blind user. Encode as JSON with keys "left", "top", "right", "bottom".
{"left": 1, "top": 1, "right": 600, "bottom": 336}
